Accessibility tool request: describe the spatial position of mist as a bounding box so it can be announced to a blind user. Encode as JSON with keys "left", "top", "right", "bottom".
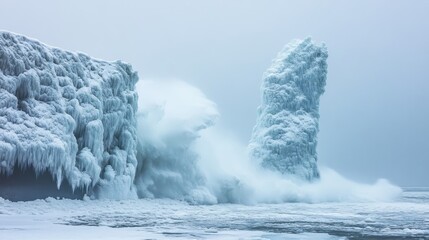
{"left": 133, "top": 79, "right": 401, "bottom": 204}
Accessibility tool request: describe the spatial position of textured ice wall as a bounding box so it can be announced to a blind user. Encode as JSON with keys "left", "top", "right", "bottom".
{"left": 249, "top": 38, "right": 328, "bottom": 181}
{"left": 0, "top": 32, "right": 138, "bottom": 198}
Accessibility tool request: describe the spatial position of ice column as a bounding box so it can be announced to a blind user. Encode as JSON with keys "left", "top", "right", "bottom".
{"left": 249, "top": 38, "right": 328, "bottom": 181}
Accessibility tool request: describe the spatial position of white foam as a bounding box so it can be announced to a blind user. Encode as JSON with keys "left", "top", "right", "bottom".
{"left": 134, "top": 79, "right": 401, "bottom": 204}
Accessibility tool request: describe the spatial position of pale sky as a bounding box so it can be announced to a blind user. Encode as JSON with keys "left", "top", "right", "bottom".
{"left": 1, "top": 0, "right": 428, "bottom": 186}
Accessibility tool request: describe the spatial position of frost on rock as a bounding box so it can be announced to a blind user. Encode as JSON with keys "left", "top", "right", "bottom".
{"left": 249, "top": 38, "right": 328, "bottom": 181}
{"left": 0, "top": 32, "right": 138, "bottom": 198}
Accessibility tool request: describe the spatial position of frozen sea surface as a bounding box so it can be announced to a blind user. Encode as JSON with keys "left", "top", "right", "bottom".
{"left": 0, "top": 188, "right": 428, "bottom": 240}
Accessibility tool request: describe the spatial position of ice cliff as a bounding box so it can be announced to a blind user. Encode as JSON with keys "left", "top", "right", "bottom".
{"left": 248, "top": 38, "right": 328, "bottom": 181}
{"left": 0, "top": 32, "right": 138, "bottom": 198}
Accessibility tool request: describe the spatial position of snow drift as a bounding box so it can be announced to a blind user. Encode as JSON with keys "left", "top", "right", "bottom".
{"left": 0, "top": 32, "right": 138, "bottom": 199}
{"left": 249, "top": 38, "right": 327, "bottom": 181}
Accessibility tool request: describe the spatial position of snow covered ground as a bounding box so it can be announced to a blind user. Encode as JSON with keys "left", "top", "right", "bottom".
{"left": 1, "top": 188, "right": 428, "bottom": 240}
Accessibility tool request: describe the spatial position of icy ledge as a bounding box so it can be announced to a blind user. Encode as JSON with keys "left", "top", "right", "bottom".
{"left": 0, "top": 31, "right": 138, "bottom": 198}
{"left": 249, "top": 38, "right": 328, "bottom": 181}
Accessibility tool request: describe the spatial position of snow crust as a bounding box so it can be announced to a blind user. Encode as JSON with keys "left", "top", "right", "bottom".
{"left": 0, "top": 32, "right": 138, "bottom": 198}
{"left": 249, "top": 37, "right": 328, "bottom": 180}
{"left": 1, "top": 189, "right": 426, "bottom": 239}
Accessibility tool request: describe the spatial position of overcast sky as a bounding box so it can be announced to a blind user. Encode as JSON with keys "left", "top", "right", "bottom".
{"left": 2, "top": 0, "right": 428, "bottom": 186}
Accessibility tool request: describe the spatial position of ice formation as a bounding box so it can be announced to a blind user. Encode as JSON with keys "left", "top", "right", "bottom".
{"left": 0, "top": 32, "right": 400, "bottom": 203}
{"left": 0, "top": 32, "right": 138, "bottom": 198}
{"left": 248, "top": 38, "right": 328, "bottom": 181}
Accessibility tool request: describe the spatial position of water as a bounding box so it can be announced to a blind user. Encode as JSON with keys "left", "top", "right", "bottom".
{"left": 1, "top": 188, "right": 428, "bottom": 239}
